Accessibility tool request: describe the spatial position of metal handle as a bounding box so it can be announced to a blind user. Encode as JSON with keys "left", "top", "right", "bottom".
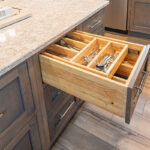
{"left": 135, "top": 70, "right": 149, "bottom": 94}
{"left": 90, "top": 19, "right": 102, "bottom": 29}
{"left": 51, "top": 89, "right": 62, "bottom": 102}
{"left": 59, "top": 100, "right": 75, "bottom": 120}
{"left": 0, "top": 110, "right": 6, "bottom": 118}
{"left": 55, "top": 98, "right": 77, "bottom": 127}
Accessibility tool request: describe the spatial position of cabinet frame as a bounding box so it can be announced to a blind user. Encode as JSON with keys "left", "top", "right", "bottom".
{"left": 128, "top": 0, "right": 150, "bottom": 34}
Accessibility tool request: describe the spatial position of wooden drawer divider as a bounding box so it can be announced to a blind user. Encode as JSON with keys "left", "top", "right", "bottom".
{"left": 39, "top": 30, "right": 150, "bottom": 123}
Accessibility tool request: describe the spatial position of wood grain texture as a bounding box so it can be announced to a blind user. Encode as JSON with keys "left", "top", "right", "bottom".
{"left": 27, "top": 55, "right": 51, "bottom": 150}
{"left": 68, "top": 31, "right": 94, "bottom": 43}
{"left": 52, "top": 102, "right": 150, "bottom": 150}
{"left": 125, "top": 45, "right": 150, "bottom": 123}
{"left": 40, "top": 54, "right": 127, "bottom": 118}
{"left": 0, "top": 62, "right": 36, "bottom": 150}
{"left": 5, "top": 117, "right": 41, "bottom": 150}
{"left": 107, "top": 44, "right": 128, "bottom": 78}
{"left": 40, "top": 30, "right": 149, "bottom": 123}
{"left": 128, "top": 0, "right": 150, "bottom": 34}
{"left": 53, "top": 124, "right": 117, "bottom": 150}
{"left": 81, "top": 9, "right": 104, "bottom": 34}
{"left": 51, "top": 31, "right": 150, "bottom": 150}
{"left": 75, "top": 30, "right": 145, "bottom": 51}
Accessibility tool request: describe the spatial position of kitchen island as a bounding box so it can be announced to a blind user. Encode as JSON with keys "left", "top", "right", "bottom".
{"left": 0, "top": 0, "right": 109, "bottom": 149}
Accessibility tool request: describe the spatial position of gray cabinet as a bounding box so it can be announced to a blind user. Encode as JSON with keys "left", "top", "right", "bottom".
{"left": 11, "top": 118, "right": 41, "bottom": 150}
{"left": 29, "top": 55, "right": 82, "bottom": 149}
{"left": 43, "top": 85, "right": 82, "bottom": 147}
{"left": 128, "top": 0, "right": 150, "bottom": 34}
{"left": 78, "top": 9, "right": 104, "bottom": 35}
{"left": 0, "top": 62, "right": 41, "bottom": 150}
{"left": 0, "top": 7, "right": 106, "bottom": 150}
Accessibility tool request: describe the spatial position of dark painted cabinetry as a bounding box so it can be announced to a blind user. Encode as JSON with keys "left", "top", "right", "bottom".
{"left": 128, "top": 0, "right": 150, "bottom": 34}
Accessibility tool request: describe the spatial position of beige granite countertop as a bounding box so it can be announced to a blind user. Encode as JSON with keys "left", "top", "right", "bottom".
{"left": 0, "top": 0, "right": 109, "bottom": 77}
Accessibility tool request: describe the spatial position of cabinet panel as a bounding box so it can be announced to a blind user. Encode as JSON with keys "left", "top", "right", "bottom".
{"left": 134, "top": 2, "right": 150, "bottom": 28}
{"left": 128, "top": 0, "right": 150, "bottom": 34}
{"left": 13, "top": 133, "right": 33, "bottom": 150}
{"left": 5, "top": 117, "right": 41, "bottom": 150}
{"left": 44, "top": 85, "right": 69, "bottom": 116}
{"left": 0, "top": 78, "right": 24, "bottom": 134}
{"left": 47, "top": 97, "right": 82, "bottom": 145}
{"left": 78, "top": 9, "right": 104, "bottom": 35}
{"left": 0, "top": 63, "right": 35, "bottom": 149}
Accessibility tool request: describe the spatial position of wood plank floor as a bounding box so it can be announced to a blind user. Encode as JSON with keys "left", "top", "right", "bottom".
{"left": 52, "top": 31, "right": 150, "bottom": 150}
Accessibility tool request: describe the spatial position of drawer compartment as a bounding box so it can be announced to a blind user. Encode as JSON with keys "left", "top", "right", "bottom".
{"left": 39, "top": 30, "right": 150, "bottom": 123}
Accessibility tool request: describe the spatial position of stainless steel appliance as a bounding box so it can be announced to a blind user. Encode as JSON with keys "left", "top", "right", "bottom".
{"left": 104, "top": 0, "right": 128, "bottom": 31}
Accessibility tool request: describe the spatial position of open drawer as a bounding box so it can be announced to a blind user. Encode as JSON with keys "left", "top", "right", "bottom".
{"left": 39, "top": 30, "right": 150, "bottom": 123}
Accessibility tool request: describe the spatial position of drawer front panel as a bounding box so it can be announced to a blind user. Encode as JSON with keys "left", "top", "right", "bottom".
{"left": 126, "top": 48, "right": 150, "bottom": 123}
{"left": 4, "top": 118, "right": 42, "bottom": 150}
{"left": 47, "top": 95, "right": 75, "bottom": 132}
{"left": 91, "top": 23, "right": 104, "bottom": 35}
{"left": 82, "top": 9, "right": 104, "bottom": 32}
{"left": 54, "top": 97, "right": 76, "bottom": 128}
{"left": 0, "top": 63, "right": 35, "bottom": 147}
{"left": 44, "top": 85, "right": 71, "bottom": 115}
{"left": 40, "top": 55, "right": 127, "bottom": 118}
{"left": 13, "top": 133, "right": 33, "bottom": 150}
{"left": 0, "top": 78, "right": 25, "bottom": 134}
{"left": 48, "top": 97, "right": 81, "bottom": 143}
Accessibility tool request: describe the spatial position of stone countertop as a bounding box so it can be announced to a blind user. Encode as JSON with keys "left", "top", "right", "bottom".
{"left": 0, "top": 0, "right": 109, "bottom": 77}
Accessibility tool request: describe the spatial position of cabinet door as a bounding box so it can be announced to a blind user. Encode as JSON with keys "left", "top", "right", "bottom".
{"left": 0, "top": 63, "right": 35, "bottom": 149}
{"left": 5, "top": 118, "right": 41, "bottom": 150}
{"left": 128, "top": 0, "right": 150, "bottom": 34}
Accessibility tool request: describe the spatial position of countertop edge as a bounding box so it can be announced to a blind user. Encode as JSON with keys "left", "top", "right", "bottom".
{"left": 0, "top": 1, "right": 109, "bottom": 77}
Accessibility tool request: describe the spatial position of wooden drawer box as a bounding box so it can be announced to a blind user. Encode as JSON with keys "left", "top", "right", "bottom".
{"left": 39, "top": 30, "right": 150, "bottom": 123}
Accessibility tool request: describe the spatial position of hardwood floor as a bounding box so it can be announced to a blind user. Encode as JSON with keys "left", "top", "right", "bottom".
{"left": 52, "top": 31, "right": 150, "bottom": 150}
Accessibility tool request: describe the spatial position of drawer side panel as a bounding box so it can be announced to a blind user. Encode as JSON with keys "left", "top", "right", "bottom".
{"left": 126, "top": 45, "right": 150, "bottom": 123}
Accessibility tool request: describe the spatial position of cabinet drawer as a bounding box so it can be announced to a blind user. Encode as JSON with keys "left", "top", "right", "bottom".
{"left": 47, "top": 97, "right": 81, "bottom": 143}
{"left": 39, "top": 30, "right": 150, "bottom": 123}
{"left": 82, "top": 9, "right": 104, "bottom": 33}
{"left": 44, "top": 85, "right": 69, "bottom": 115}
{"left": 91, "top": 23, "right": 104, "bottom": 35}
{"left": 0, "top": 63, "right": 35, "bottom": 148}
{"left": 0, "top": 79, "right": 25, "bottom": 134}
{"left": 4, "top": 117, "right": 41, "bottom": 150}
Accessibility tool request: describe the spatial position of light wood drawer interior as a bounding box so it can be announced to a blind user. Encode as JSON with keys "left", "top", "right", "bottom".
{"left": 39, "top": 30, "right": 149, "bottom": 123}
